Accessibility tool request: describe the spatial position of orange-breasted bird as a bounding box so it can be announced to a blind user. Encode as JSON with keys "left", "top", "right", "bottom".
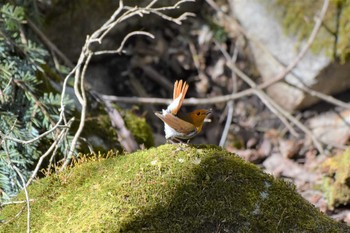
{"left": 155, "top": 80, "right": 211, "bottom": 141}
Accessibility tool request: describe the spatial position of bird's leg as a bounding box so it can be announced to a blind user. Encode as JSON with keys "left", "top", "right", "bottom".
{"left": 167, "top": 138, "right": 180, "bottom": 144}
{"left": 167, "top": 138, "right": 185, "bottom": 144}
{"left": 166, "top": 139, "right": 175, "bottom": 144}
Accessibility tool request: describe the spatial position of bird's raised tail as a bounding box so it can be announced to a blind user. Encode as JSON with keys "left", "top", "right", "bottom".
{"left": 167, "top": 80, "right": 189, "bottom": 115}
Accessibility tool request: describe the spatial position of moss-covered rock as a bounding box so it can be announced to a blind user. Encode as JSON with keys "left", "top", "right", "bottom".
{"left": 1, "top": 145, "right": 348, "bottom": 232}
{"left": 270, "top": 0, "right": 350, "bottom": 62}
{"left": 123, "top": 109, "right": 155, "bottom": 148}
{"left": 322, "top": 148, "right": 350, "bottom": 210}
{"left": 78, "top": 103, "right": 154, "bottom": 154}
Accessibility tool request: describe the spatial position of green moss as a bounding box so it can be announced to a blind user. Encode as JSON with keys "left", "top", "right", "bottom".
{"left": 79, "top": 104, "right": 122, "bottom": 153}
{"left": 78, "top": 104, "right": 155, "bottom": 153}
{"left": 1, "top": 145, "right": 348, "bottom": 232}
{"left": 321, "top": 148, "right": 350, "bottom": 209}
{"left": 123, "top": 108, "right": 155, "bottom": 148}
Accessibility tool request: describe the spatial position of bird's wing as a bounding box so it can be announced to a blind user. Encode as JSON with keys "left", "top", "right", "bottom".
{"left": 155, "top": 111, "right": 196, "bottom": 135}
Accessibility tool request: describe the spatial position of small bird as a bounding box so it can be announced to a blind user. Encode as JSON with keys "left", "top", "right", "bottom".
{"left": 155, "top": 80, "right": 211, "bottom": 142}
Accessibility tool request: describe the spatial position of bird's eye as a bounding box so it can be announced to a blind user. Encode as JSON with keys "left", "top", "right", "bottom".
{"left": 196, "top": 112, "right": 200, "bottom": 116}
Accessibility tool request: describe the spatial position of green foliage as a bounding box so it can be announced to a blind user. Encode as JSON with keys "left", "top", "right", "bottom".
{"left": 0, "top": 3, "right": 73, "bottom": 199}
{"left": 1, "top": 3, "right": 25, "bottom": 31}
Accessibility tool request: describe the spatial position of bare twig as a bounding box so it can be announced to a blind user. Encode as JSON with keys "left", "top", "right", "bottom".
{"left": 11, "top": 164, "right": 30, "bottom": 233}
{"left": 219, "top": 48, "right": 238, "bottom": 147}
{"left": 60, "top": 51, "right": 91, "bottom": 171}
{"left": 26, "top": 119, "right": 73, "bottom": 187}
{"left": 2, "top": 205, "right": 26, "bottom": 225}
{"left": 1, "top": 199, "right": 35, "bottom": 207}
{"left": 219, "top": 100, "right": 234, "bottom": 147}
{"left": 1, "top": 137, "right": 31, "bottom": 231}
{"left": 99, "top": 88, "right": 254, "bottom": 106}
{"left": 0, "top": 108, "right": 69, "bottom": 146}
{"left": 291, "top": 81, "right": 350, "bottom": 109}
{"left": 146, "top": 10, "right": 195, "bottom": 25}
{"left": 93, "top": 31, "right": 155, "bottom": 55}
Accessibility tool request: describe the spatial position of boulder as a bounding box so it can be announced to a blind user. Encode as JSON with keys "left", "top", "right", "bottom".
{"left": 1, "top": 145, "right": 348, "bottom": 232}
{"left": 230, "top": 0, "right": 350, "bottom": 111}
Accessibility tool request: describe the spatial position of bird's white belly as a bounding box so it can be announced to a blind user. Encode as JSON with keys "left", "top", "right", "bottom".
{"left": 164, "top": 123, "right": 196, "bottom": 140}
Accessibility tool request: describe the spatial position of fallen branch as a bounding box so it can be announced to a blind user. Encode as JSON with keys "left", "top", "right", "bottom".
{"left": 99, "top": 88, "right": 254, "bottom": 106}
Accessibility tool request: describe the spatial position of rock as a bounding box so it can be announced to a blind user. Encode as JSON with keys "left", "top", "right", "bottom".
{"left": 1, "top": 145, "right": 348, "bottom": 232}
{"left": 308, "top": 109, "right": 350, "bottom": 147}
{"left": 278, "top": 139, "right": 302, "bottom": 159}
{"left": 229, "top": 0, "right": 350, "bottom": 111}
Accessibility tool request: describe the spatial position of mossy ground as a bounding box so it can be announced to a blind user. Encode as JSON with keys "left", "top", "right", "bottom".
{"left": 1, "top": 144, "right": 348, "bottom": 232}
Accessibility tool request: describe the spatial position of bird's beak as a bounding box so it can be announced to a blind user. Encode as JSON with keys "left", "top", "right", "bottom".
{"left": 206, "top": 109, "right": 212, "bottom": 115}
{"left": 204, "top": 109, "right": 212, "bottom": 123}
